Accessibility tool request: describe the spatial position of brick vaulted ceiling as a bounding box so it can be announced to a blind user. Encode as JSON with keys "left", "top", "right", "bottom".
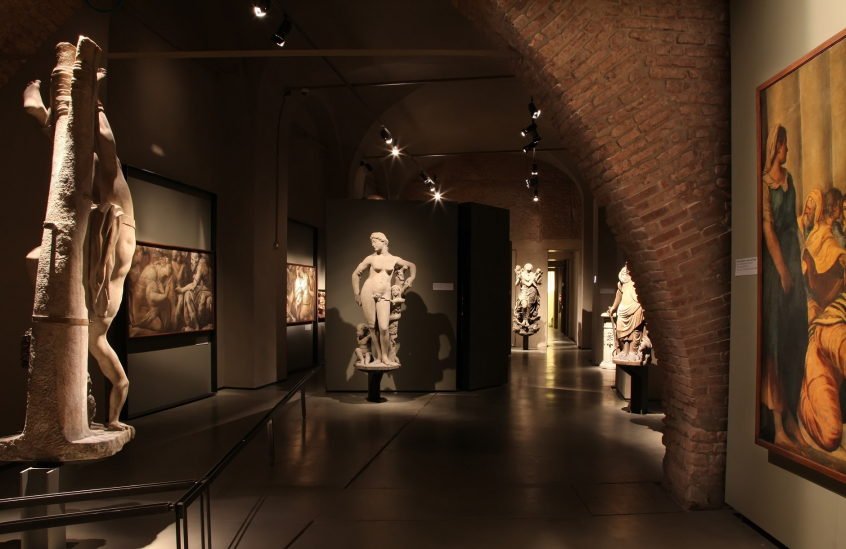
{"left": 455, "top": 0, "right": 731, "bottom": 508}
{"left": 0, "top": 0, "right": 81, "bottom": 90}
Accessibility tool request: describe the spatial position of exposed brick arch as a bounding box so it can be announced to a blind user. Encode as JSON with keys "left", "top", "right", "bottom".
{"left": 455, "top": 0, "right": 730, "bottom": 508}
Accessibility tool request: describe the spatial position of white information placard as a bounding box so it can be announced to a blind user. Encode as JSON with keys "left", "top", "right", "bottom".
{"left": 735, "top": 256, "right": 758, "bottom": 276}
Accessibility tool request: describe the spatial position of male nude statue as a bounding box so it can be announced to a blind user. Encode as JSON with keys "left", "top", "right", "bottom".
{"left": 23, "top": 72, "right": 135, "bottom": 431}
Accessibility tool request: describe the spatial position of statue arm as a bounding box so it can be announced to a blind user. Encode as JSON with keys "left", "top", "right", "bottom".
{"left": 397, "top": 258, "right": 416, "bottom": 290}
{"left": 352, "top": 258, "right": 371, "bottom": 304}
{"left": 608, "top": 288, "right": 622, "bottom": 315}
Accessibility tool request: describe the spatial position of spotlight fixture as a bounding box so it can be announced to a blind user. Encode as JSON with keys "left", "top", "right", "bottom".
{"left": 420, "top": 171, "right": 435, "bottom": 186}
{"left": 390, "top": 145, "right": 401, "bottom": 157}
{"left": 252, "top": 0, "right": 270, "bottom": 18}
{"left": 533, "top": 189, "right": 539, "bottom": 202}
{"left": 434, "top": 190, "right": 442, "bottom": 201}
{"left": 528, "top": 97, "right": 541, "bottom": 119}
{"left": 273, "top": 14, "right": 292, "bottom": 47}
{"left": 531, "top": 163, "right": 538, "bottom": 176}
{"left": 380, "top": 126, "right": 393, "bottom": 145}
{"left": 520, "top": 122, "right": 537, "bottom": 138}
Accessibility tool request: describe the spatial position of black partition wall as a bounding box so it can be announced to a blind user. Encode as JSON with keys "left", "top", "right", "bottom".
{"left": 115, "top": 166, "right": 217, "bottom": 418}
{"left": 325, "top": 200, "right": 509, "bottom": 393}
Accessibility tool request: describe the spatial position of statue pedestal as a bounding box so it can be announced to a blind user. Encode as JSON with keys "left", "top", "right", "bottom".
{"left": 20, "top": 465, "right": 64, "bottom": 549}
{"left": 355, "top": 362, "right": 400, "bottom": 403}
{"left": 616, "top": 362, "right": 649, "bottom": 414}
{"left": 599, "top": 313, "right": 615, "bottom": 369}
{"left": 0, "top": 427, "right": 134, "bottom": 462}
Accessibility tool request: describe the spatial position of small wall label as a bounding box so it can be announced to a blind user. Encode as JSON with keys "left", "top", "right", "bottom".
{"left": 735, "top": 256, "right": 758, "bottom": 276}
{"left": 432, "top": 282, "right": 454, "bottom": 291}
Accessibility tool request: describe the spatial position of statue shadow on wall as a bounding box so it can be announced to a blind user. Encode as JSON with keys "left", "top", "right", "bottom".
{"left": 387, "top": 291, "right": 455, "bottom": 391}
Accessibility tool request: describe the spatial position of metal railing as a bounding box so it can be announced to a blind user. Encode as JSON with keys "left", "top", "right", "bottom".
{"left": 0, "top": 365, "right": 318, "bottom": 548}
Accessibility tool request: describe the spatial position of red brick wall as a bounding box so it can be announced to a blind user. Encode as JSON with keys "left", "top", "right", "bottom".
{"left": 402, "top": 154, "right": 582, "bottom": 241}
{"left": 455, "top": 0, "right": 730, "bottom": 508}
{"left": 0, "top": 0, "right": 81, "bottom": 90}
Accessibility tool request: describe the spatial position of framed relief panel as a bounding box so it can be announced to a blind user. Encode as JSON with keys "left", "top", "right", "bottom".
{"left": 317, "top": 289, "right": 326, "bottom": 322}
{"left": 127, "top": 242, "right": 215, "bottom": 338}
{"left": 756, "top": 28, "right": 846, "bottom": 484}
{"left": 286, "top": 263, "right": 316, "bottom": 325}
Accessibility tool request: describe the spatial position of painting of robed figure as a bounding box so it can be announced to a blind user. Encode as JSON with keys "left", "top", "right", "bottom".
{"left": 757, "top": 29, "right": 846, "bottom": 484}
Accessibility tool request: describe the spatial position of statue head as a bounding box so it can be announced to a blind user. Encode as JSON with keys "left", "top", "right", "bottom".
{"left": 355, "top": 323, "right": 368, "bottom": 338}
{"left": 523, "top": 263, "right": 534, "bottom": 271}
{"left": 619, "top": 264, "right": 631, "bottom": 284}
{"left": 370, "top": 232, "right": 389, "bottom": 251}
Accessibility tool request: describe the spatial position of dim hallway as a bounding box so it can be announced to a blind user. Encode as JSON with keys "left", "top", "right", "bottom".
{"left": 0, "top": 347, "right": 773, "bottom": 548}
{"left": 214, "top": 347, "right": 773, "bottom": 548}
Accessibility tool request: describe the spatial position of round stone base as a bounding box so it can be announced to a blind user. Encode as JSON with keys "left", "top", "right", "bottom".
{"left": 0, "top": 426, "right": 135, "bottom": 462}
{"left": 355, "top": 362, "right": 400, "bottom": 372}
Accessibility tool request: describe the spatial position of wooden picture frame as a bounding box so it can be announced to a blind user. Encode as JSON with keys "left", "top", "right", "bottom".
{"left": 756, "top": 27, "right": 846, "bottom": 484}
{"left": 126, "top": 242, "right": 215, "bottom": 338}
{"left": 286, "top": 263, "right": 316, "bottom": 325}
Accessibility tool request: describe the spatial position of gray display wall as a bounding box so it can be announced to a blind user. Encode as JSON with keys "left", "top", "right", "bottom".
{"left": 123, "top": 168, "right": 215, "bottom": 417}
{"left": 326, "top": 200, "right": 458, "bottom": 391}
{"left": 286, "top": 220, "right": 317, "bottom": 373}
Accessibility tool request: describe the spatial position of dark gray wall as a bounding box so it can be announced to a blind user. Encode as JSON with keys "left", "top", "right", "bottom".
{"left": 126, "top": 341, "right": 212, "bottom": 417}
{"left": 326, "top": 200, "right": 458, "bottom": 391}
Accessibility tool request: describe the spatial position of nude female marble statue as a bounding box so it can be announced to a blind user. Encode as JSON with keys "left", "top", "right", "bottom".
{"left": 351, "top": 232, "right": 416, "bottom": 366}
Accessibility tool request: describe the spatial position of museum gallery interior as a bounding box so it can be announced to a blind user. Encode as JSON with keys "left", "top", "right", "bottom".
{"left": 0, "top": 0, "right": 844, "bottom": 547}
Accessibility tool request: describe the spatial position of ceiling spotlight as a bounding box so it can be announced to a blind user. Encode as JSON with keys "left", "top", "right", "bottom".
{"left": 273, "top": 15, "right": 292, "bottom": 47}
{"left": 380, "top": 126, "right": 393, "bottom": 145}
{"left": 533, "top": 189, "right": 540, "bottom": 202}
{"left": 520, "top": 122, "right": 537, "bottom": 138}
{"left": 434, "top": 190, "right": 442, "bottom": 201}
{"left": 390, "top": 145, "right": 401, "bottom": 157}
{"left": 531, "top": 163, "right": 538, "bottom": 176}
{"left": 252, "top": 0, "right": 270, "bottom": 18}
{"left": 525, "top": 178, "right": 531, "bottom": 189}
{"left": 420, "top": 171, "right": 435, "bottom": 186}
{"left": 529, "top": 97, "right": 541, "bottom": 119}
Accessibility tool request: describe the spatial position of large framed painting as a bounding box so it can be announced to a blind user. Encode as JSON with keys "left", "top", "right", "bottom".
{"left": 286, "top": 263, "right": 316, "bottom": 325}
{"left": 127, "top": 242, "right": 215, "bottom": 337}
{"left": 757, "top": 28, "right": 846, "bottom": 484}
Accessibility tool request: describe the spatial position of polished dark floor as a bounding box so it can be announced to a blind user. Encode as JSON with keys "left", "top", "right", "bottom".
{"left": 0, "top": 332, "right": 774, "bottom": 548}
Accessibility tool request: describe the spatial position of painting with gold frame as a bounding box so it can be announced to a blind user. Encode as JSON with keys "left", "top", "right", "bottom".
{"left": 286, "top": 263, "right": 316, "bottom": 325}
{"left": 756, "top": 28, "right": 846, "bottom": 484}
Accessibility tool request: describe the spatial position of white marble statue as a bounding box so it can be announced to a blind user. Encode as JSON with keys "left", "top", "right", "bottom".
{"left": 513, "top": 263, "right": 543, "bottom": 336}
{"left": 608, "top": 263, "right": 649, "bottom": 365}
{"left": 0, "top": 37, "right": 134, "bottom": 462}
{"left": 351, "top": 232, "right": 416, "bottom": 369}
